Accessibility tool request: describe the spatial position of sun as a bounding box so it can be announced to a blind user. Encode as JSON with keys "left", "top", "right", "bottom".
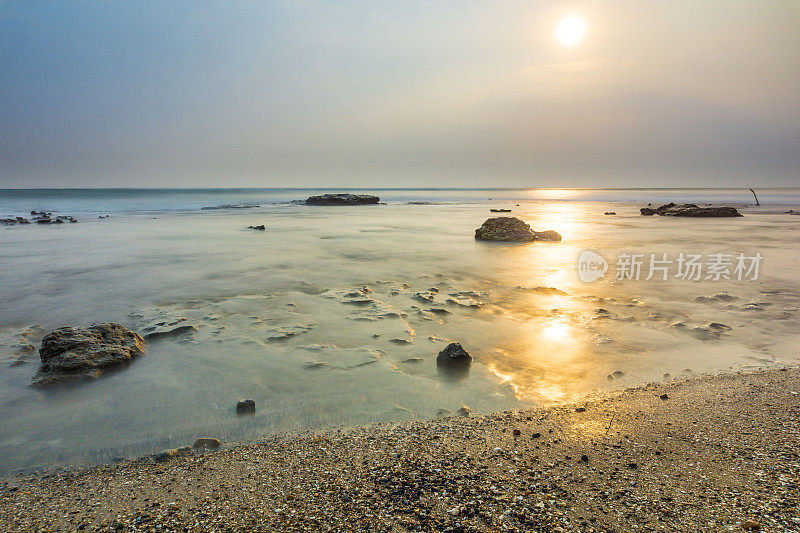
{"left": 555, "top": 16, "right": 586, "bottom": 46}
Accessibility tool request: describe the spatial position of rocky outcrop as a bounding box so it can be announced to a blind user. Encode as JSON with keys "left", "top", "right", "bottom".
{"left": 305, "top": 194, "right": 379, "bottom": 206}
{"left": 489, "top": 208, "right": 511, "bottom": 213}
{"left": 248, "top": 225, "right": 266, "bottom": 231}
{"left": 474, "top": 217, "right": 562, "bottom": 242}
{"left": 640, "top": 203, "right": 742, "bottom": 217}
{"left": 31, "top": 323, "right": 146, "bottom": 387}
{"left": 436, "top": 343, "right": 472, "bottom": 368}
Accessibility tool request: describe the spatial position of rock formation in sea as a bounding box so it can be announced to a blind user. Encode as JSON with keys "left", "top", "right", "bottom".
{"left": 474, "top": 217, "right": 562, "bottom": 242}
{"left": 31, "top": 323, "right": 146, "bottom": 387}
{"left": 305, "top": 194, "right": 380, "bottom": 205}
{"left": 640, "top": 203, "right": 742, "bottom": 217}
{"left": 436, "top": 343, "right": 472, "bottom": 368}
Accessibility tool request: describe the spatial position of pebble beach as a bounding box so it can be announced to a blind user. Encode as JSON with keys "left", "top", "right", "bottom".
{"left": 2, "top": 367, "right": 798, "bottom": 532}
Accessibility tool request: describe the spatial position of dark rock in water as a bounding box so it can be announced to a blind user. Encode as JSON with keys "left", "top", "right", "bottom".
{"left": 31, "top": 323, "right": 146, "bottom": 387}
{"left": 436, "top": 343, "right": 472, "bottom": 367}
{"left": 457, "top": 405, "right": 472, "bottom": 417}
{"left": 604, "top": 211, "right": 616, "bottom": 215}
{"left": 533, "top": 230, "right": 562, "bottom": 241}
{"left": 640, "top": 203, "right": 742, "bottom": 217}
{"left": 490, "top": 208, "right": 511, "bottom": 212}
{"left": 192, "top": 437, "right": 221, "bottom": 450}
{"left": 475, "top": 217, "right": 561, "bottom": 242}
{"left": 475, "top": 217, "right": 534, "bottom": 241}
{"left": 236, "top": 398, "right": 256, "bottom": 414}
{"left": 248, "top": 225, "right": 266, "bottom": 231}
{"left": 143, "top": 325, "right": 198, "bottom": 341}
{"left": 305, "top": 194, "right": 379, "bottom": 206}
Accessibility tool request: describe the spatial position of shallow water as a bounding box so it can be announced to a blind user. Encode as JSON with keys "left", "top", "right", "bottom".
{"left": 1, "top": 188, "right": 799, "bottom": 475}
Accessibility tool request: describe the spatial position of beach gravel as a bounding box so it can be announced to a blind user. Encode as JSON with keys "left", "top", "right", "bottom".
{"left": 1, "top": 368, "right": 798, "bottom": 532}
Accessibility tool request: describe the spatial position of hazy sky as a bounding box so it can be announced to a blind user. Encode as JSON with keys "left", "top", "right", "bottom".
{"left": 1, "top": 1, "right": 798, "bottom": 188}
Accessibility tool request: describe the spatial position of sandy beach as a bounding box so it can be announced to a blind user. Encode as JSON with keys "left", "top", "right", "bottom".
{"left": 2, "top": 367, "right": 797, "bottom": 532}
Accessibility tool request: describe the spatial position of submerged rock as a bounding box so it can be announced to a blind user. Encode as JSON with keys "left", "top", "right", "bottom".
{"left": 436, "top": 342, "right": 472, "bottom": 368}
{"left": 236, "top": 398, "right": 256, "bottom": 414}
{"left": 640, "top": 203, "right": 742, "bottom": 217}
{"left": 31, "top": 323, "right": 146, "bottom": 387}
{"left": 474, "top": 217, "right": 561, "bottom": 242}
{"left": 248, "top": 225, "right": 266, "bottom": 231}
{"left": 489, "top": 208, "right": 511, "bottom": 212}
{"left": 305, "top": 194, "right": 379, "bottom": 206}
{"left": 143, "top": 324, "right": 197, "bottom": 342}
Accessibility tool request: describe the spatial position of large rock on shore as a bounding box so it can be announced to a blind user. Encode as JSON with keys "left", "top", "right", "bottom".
{"left": 640, "top": 203, "right": 742, "bottom": 217}
{"left": 31, "top": 323, "right": 146, "bottom": 387}
{"left": 306, "top": 194, "right": 379, "bottom": 206}
{"left": 474, "top": 217, "right": 562, "bottom": 242}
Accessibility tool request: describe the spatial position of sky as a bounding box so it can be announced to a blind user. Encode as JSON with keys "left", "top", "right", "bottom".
{"left": 1, "top": 1, "right": 798, "bottom": 188}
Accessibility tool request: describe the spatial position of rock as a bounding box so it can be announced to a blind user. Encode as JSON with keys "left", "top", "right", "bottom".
{"left": 305, "top": 194, "right": 379, "bottom": 206}
{"left": 610, "top": 370, "right": 625, "bottom": 379}
{"left": 604, "top": 212, "right": 616, "bottom": 215}
{"left": 663, "top": 373, "right": 671, "bottom": 380}
{"left": 236, "top": 399, "right": 256, "bottom": 414}
{"left": 192, "top": 438, "right": 221, "bottom": 450}
{"left": 457, "top": 405, "right": 472, "bottom": 417}
{"left": 474, "top": 217, "right": 535, "bottom": 241}
{"left": 143, "top": 325, "right": 198, "bottom": 341}
{"left": 436, "top": 343, "right": 472, "bottom": 368}
{"left": 575, "top": 407, "right": 586, "bottom": 413}
{"left": 533, "top": 230, "right": 562, "bottom": 241}
{"left": 512, "top": 429, "right": 521, "bottom": 437}
{"left": 489, "top": 209, "right": 511, "bottom": 212}
{"left": 248, "top": 225, "right": 266, "bottom": 231}
{"left": 532, "top": 432, "right": 542, "bottom": 439}
{"left": 626, "top": 462, "right": 638, "bottom": 469}
{"left": 742, "top": 520, "right": 761, "bottom": 531}
{"left": 580, "top": 454, "right": 589, "bottom": 462}
{"left": 31, "top": 323, "right": 146, "bottom": 387}
{"left": 474, "top": 217, "right": 561, "bottom": 242}
{"left": 152, "top": 449, "right": 179, "bottom": 463}
{"left": 660, "top": 393, "right": 669, "bottom": 400}
{"left": 640, "top": 202, "right": 742, "bottom": 217}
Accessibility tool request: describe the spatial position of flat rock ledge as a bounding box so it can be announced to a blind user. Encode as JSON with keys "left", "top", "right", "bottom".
{"left": 31, "top": 323, "right": 146, "bottom": 387}
{"left": 305, "top": 194, "right": 380, "bottom": 206}
{"left": 474, "top": 217, "right": 562, "bottom": 242}
{"left": 640, "top": 203, "right": 742, "bottom": 217}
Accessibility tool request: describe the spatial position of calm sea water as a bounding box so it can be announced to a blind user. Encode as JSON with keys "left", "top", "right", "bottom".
{"left": 1, "top": 188, "right": 799, "bottom": 475}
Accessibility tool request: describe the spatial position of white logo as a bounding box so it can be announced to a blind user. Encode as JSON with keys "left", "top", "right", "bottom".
{"left": 578, "top": 250, "right": 608, "bottom": 282}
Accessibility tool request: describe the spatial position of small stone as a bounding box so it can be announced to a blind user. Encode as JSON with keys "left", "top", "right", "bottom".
{"left": 531, "top": 432, "right": 541, "bottom": 439}
{"left": 575, "top": 407, "right": 586, "bottom": 413}
{"left": 513, "top": 429, "right": 521, "bottom": 437}
{"left": 626, "top": 462, "right": 638, "bottom": 469}
{"left": 742, "top": 521, "right": 761, "bottom": 531}
{"left": 457, "top": 405, "right": 472, "bottom": 417}
{"left": 193, "top": 438, "right": 221, "bottom": 450}
{"left": 660, "top": 393, "right": 669, "bottom": 400}
{"left": 236, "top": 399, "right": 256, "bottom": 414}
{"left": 581, "top": 454, "right": 589, "bottom": 462}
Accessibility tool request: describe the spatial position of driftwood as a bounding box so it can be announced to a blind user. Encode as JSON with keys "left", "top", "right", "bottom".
{"left": 750, "top": 188, "right": 760, "bottom": 206}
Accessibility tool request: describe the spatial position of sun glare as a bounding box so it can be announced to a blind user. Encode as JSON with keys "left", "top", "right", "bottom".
{"left": 555, "top": 16, "right": 586, "bottom": 46}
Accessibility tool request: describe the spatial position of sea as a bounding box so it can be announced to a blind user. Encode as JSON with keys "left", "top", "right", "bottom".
{"left": 1, "top": 187, "right": 798, "bottom": 475}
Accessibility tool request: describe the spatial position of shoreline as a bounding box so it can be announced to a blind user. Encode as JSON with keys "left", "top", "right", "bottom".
{"left": 2, "top": 366, "right": 798, "bottom": 532}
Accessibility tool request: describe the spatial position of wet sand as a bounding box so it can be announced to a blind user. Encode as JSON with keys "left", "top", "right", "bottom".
{"left": 1, "top": 367, "right": 798, "bottom": 532}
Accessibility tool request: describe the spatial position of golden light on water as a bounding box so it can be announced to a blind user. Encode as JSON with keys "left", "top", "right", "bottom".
{"left": 555, "top": 16, "right": 587, "bottom": 46}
